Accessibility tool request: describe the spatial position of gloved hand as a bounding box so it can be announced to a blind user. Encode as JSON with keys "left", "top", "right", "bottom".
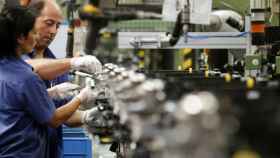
{"left": 81, "top": 107, "right": 102, "bottom": 125}
{"left": 48, "top": 82, "right": 80, "bottom": 99}
{"left": 76, "top": 86, "right": 99, "bottom": 105}
{"left": 70, "top": 55, "right": 102, "bottom": 74}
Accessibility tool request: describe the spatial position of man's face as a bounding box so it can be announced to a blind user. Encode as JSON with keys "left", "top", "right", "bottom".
{"left": 34, "top": 6, "right": 63, "bottom": 49}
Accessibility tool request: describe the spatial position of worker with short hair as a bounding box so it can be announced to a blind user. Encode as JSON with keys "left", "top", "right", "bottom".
{"left": 20, "top": 0, "right": 102, "bottom": 158}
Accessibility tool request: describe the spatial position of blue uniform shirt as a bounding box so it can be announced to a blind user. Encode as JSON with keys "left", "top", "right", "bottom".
{"left": 22, "top": 48, "right": 70, "bottom": 158}
{"left": 0, "top": 57, "right": 56, "bottom": 158}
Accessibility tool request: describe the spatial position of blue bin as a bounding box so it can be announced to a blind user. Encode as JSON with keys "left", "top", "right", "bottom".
{"left": 63, "top": 127, "right": 86, "bottom": 137}
{"left": 63, "top": 137, "right": 92, "bottom": 158}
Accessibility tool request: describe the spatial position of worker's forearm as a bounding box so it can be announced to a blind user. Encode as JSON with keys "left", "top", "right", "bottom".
{"left": 26, "top": 58, "right": 71, "bottom": 80}
{"left": 49, "top": 97, "right": 81, "bottom": 128}
{"left": 65, "top": 110, "right": 84, "bottom": 127}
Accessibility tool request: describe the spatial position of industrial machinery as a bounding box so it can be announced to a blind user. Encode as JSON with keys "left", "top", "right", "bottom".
{"left": 70, "top": 62, "right": 280, "bottom": 158}
{"left": 65, "top": 0, "right": 280, "bottom": 158}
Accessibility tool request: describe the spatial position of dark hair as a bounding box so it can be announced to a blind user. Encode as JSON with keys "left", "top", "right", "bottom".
{"left": 3, "top": 0, "right": 20, "bottom": 8}
{"left": 0, "top": 6, "right": 38, "bottom": 58}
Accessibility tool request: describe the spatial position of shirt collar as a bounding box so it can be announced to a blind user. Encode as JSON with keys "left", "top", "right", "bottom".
{"left": 28, "top": 48, "right": 55, "bottom": 59}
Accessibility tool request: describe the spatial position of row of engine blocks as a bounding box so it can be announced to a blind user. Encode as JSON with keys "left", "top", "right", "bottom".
{"left": 73, "top": 63, "right": 280, "bottom": 158}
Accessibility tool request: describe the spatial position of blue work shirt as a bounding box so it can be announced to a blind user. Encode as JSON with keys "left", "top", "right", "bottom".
{"left": 0, "top": 57, "right": 56, "bottom": 158}
{"left": 22, "top": 48, "right": 70, "bottom": 158}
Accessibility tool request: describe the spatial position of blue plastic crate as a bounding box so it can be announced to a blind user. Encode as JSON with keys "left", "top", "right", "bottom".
{"left": 63, "top": 137, "right": 92, "bottom": 158}
{"left": 63, "top": 127, "right": 86, "bottom": 137}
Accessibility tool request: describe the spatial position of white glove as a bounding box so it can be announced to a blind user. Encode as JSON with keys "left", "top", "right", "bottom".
{"left": 81, "top": 107, "right": 101, "bottom": 125}
{"left": 70, "top": 55, "right": 102, "bottom": 74}
{"left": 48, "top": 82, "right": 80, "bottom": 99}
{"left": 76, "top": 86, "right": 99, "bottom": 105}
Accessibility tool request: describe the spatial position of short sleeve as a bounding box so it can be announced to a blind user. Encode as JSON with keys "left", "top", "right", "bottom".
{"left": 59, "top": 73, "right": 69, "bottom": 82}
{"left": 22, "top": 75, "right": 56, "bottom": 124}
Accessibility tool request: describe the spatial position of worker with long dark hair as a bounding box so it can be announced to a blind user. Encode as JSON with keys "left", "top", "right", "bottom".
{"left": 0, "top": 5, "right": 96, "bottom": 158}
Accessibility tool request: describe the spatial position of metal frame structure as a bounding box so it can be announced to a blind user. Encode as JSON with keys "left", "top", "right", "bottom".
{"left": 118, "top": 16, "right": 252, "bottom": 76}
{"left": 118, "top": 17, "right": 251, "bottom": 51}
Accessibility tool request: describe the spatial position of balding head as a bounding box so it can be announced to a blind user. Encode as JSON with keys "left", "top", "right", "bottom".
{"left": 28, "top": 0, "right": 63, "bottom": 25}
{"left": 42, "top": 0, "right": 61, "bottom": 15}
